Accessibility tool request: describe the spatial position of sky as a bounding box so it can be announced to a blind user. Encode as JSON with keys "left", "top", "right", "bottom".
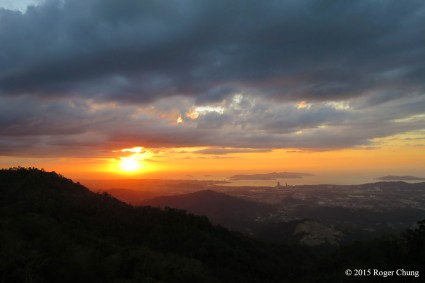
{"left": 0, "top": 0, "right": 424, "bottom": 183}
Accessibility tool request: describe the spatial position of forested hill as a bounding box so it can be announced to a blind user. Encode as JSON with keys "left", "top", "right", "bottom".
{"left": 0, "top": 167, "right": 311, "bottom": 283}
{"left": 2, "top": 167, "right": 425, "bottom": 282}
{"left": 140, "top": 189, "right": 274, "bottom": 231}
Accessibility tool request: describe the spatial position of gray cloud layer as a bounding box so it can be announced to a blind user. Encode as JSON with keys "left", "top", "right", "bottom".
{"left": 0, "top": 0, "right": 425, "bottom": 157}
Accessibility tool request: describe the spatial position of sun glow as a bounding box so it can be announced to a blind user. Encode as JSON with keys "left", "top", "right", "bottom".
{"left": 115, "top": 147, "right": 149, "bottom": 173}
{"left": 120, "top": 157, "right": 141, "bottom": 172}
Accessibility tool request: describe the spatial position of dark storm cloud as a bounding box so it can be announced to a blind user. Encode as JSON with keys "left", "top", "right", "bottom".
{"left": 0, "top": 96, "right": 92, "bottom": 136}
{"left": 1, "top": 0, "right": 425, "bottom": 157}
{"left": 1, "top": 0, "right": 425, "bottom": 103}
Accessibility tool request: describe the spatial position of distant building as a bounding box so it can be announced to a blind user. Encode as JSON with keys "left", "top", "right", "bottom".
{"left": 275, "top": 181, "right": 289, "bottom": 188}
{"left": 276, "top": 181, "right": 283, "bottom": 189}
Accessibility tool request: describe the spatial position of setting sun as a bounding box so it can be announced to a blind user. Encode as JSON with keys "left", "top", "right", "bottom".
{"left": 120, "top": 158, "right": 141, "bottom": 172}
{"left": 115, "top": 147, "right": 149, "bottom": 173}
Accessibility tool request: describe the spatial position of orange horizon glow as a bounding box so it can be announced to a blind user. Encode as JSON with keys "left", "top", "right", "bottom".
{"left": 1, "top": 130, "right": 424, "bottom": 185}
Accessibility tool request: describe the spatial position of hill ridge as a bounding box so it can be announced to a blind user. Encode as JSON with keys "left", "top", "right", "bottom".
{"left": 0, "top": 167, "right": 306, "bottom": 283}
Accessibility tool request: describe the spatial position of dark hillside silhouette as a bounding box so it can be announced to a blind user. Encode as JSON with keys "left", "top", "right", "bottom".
{"left": 0, "top": 167, "right": 311, "bottom": 283}
{"left": 1, "top": 167, "right": 424, "bottom": 282}
{"left": 103, "top": 188, "right": 158, "bottom": 204}
{"left": 140, "top": 190, "right": 274, "bottom": 231}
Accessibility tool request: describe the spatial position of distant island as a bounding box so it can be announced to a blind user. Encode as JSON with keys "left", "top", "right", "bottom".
{"left": 230, "top": 172, "right": 313, "bottom": 180}
{"left": 377, "top": 175, "right": 425, "bottom": 181}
